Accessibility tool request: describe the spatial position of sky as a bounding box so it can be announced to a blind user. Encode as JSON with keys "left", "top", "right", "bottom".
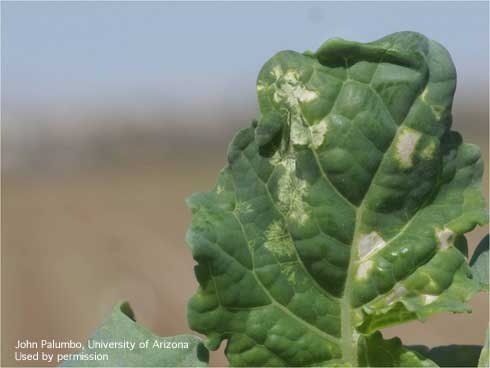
{"left": 2, "top": 1, "right": 489, "bottom": 124}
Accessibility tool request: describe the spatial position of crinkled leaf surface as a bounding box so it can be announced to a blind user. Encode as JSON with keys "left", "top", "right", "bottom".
{"left": 470, "top": 235, "right": 489, "bottom": 291}
{"left": 359, "top": 333, "right": 436, "bottom": 367}
{"left": 187, "top": 31, "right": 487, "bottom": 366}
{"left": 410, "top": 344, "right": 482, "bottom": 367}
{"left": 62, "top": 302, "right": 208, "bottom": 367}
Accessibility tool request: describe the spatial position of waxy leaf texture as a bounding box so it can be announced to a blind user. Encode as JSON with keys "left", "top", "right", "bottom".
{"left": 186, "top": 32, "right": 487, "bottom": 366}
{"left": 63, "top": 302, "right": 208, "bottom": 367}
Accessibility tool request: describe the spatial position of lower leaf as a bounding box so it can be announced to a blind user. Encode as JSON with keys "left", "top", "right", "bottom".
{"left": 358, "top": 332, "right": 437, "bottom": 367}
{"left": 358, "top": 262, "right": 479, "bottom": 333}
{"left": 61, "top": 301, "right": 208, "bottom": 367}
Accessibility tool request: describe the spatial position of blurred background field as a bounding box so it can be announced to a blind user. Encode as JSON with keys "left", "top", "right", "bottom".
{"left": 2, "top": 2, "right": 489, "bottom": 367}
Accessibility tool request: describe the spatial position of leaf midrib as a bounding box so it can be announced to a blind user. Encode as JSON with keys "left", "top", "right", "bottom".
{"left": 338, "top": 47, "right": 428, "bottom": 365}
{"left": 211, "top": 43, "right": 430, "bottom": 365}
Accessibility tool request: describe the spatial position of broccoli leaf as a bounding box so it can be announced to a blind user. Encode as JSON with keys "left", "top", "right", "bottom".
{"left": 470, "top": 235, "right": 489, "bottom": 291}
{"left": 62, "top": 301, "right": 208, "bottom": 367}
{"left": 187, "top": 31, "right": 487, "bottom": 366}
{"left": 359, "top": 333, "right": 436, "bottom": 367}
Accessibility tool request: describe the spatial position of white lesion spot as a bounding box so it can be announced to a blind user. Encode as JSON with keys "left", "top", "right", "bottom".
{"left": 386, "top": 285, "right": 407, "bottom": 305}
{"left": 423, "top": 294, "right": 438, "bottom": 305}
{"left": 309, "top": 119, "right": 329, "bottom": 149}
{"left": 436, "top": 227, "right": 455, "bottom": 250}
{"left": 216, "top": 185, "right": 224, "bottom": 195}
{"left": 267, "top": 67, "right": 324, "bottom": 152}
{"left": 273, "top": 70, "right": 318, "bottom": 107}
{"left": 282, "top": 70, "right": 318, "bottom": 102}
{"left": 356, "top": 260, "right": 374, "bottom": 280}
{"left": 269, "top": 151, "right": 282, "bottom": 166}
{"left": 296, "top": 88, "right": 318, "bottom": 103}
{"left": 290, "top": 118, "right": 329, "bottom": 149}
{"left": 358, "top": 232, "right": 386, "bottom": 259}
{"left": 290, "top": 120, "right": 310, "bottom": 146}
{"left": 264, "top": 220, "right": 295, "bottom": 257}
{"left": 277, "top": 157, "right": 310, "bottom": 224}
{"left": 420, "top": 88, "right": 429, "bottom": 103}
{"left": 395, "top": 128, "right": 422, "bottom": 169}
{"left": 271, "top": 65, "right": 283, "bottom": 80}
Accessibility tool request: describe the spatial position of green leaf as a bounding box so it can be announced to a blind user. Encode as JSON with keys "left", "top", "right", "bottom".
{"left": 470, "top": 235, "right": 489, "bottom": 291}
{"left": 62, "top": 301, "right": 208, "bottom": 367}
{"left": 480, "top": 328, "right": 489, "bottom": 367}
{"left": 187, "top": 31, "right": 487, "bottom": 366}
{"left": 409, "top": 345, "right": 483, "bottom": 367}
{"left": 359, "top": 333, "right": 437, "bottom": 367}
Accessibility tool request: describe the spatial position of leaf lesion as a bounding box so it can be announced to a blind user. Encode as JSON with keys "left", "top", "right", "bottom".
{"left": 188, "top": 32, "right": 486, "bottom": 367}
{"left": 239, "top": 146, "right": 346, "bottom": 300}
{"left": 223, "top": 160, "right": 343, "bottom": 346}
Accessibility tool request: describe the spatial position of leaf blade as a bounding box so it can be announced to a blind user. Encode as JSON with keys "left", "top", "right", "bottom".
{"left": 359, "top": 333, "right": 437, "bottom": 367}
{"left": 62, "top": 302, "right": 208, "bottom": 367}
{"left": 187, "top": 31, "right": 486, "bottom": 366}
